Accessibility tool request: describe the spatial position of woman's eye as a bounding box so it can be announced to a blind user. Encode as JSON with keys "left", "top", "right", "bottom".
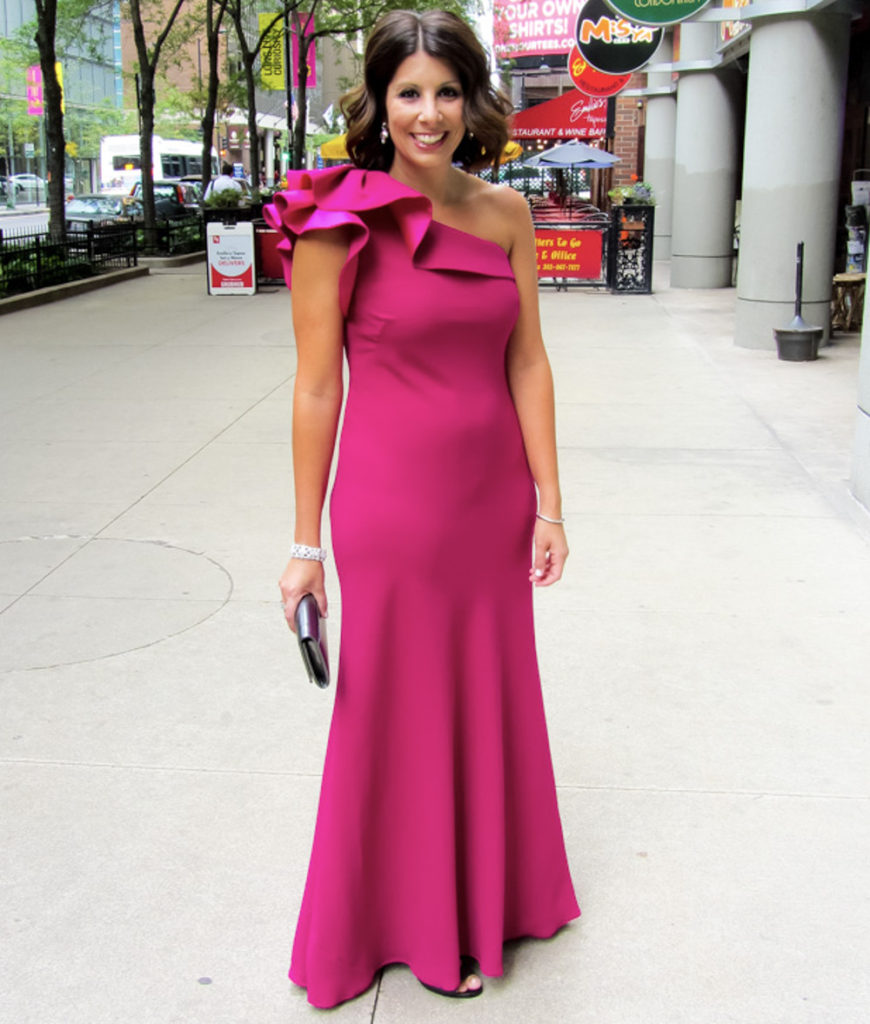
{"left": 440, "top": 87, "right": 461, "bottom": 98}
{"left": 398, "top": 88, "right": 418, "bottom": 99}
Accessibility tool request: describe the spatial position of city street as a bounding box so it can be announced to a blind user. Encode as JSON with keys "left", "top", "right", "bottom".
{"left": 1, "top": 265, "right": 869, "bottom": 1023}
{"left": 0, "top": 205, "right": 49, "bottom": 233}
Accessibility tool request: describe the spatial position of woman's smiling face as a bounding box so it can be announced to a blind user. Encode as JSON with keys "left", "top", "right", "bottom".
{"left": 384, "top": 50, "right": 465, "bottom": 173}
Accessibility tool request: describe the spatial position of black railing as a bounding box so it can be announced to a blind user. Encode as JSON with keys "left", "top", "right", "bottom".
{"left": 0, "top": 222, "right": 138, "bottom": 299}
{"left": 151, "top": 214, "right": 205, "bottom": 256}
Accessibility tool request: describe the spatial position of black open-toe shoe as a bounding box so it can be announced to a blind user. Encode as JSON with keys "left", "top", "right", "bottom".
{"left": 420, "top": 956, "right": 483, "bottom": 999}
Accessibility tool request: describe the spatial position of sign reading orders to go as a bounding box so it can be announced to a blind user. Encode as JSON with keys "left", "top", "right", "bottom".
{"left": 602, "top": 0, "right": 713, "bottom": 26}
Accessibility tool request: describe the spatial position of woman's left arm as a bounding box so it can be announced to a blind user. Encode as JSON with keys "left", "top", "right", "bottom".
{"left": 501, "top": 188, "right": 568, "bottom": 587}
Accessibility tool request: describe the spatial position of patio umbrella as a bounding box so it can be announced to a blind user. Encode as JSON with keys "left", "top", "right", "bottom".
{"left": 523, "top": 140, "right": 620, "bottom": 168}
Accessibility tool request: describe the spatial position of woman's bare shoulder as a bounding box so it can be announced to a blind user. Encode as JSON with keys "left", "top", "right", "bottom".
{"left": 463, "top": 176, "right": 531, "bottom": 231}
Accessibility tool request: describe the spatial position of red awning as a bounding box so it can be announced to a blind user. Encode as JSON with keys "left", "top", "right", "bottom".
{"left": 511, "top": 92, "right": 608, "bottom": 140}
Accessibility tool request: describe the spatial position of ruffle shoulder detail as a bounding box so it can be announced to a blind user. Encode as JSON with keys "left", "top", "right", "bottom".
{"left": 263, "top": 165, "right": 513, "bottom": 315}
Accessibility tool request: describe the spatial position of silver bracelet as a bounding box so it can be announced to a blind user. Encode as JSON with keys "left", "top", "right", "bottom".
{"left": 290, "top": 543, "right": 327, "bottom": 562}
{"left": 536, "top": 512, "right": 565, "bottom": 525}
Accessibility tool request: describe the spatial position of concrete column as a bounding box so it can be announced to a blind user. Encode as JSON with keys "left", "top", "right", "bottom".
{"left": 644, "top": 34, "right": 676, "bottom": 260}
{"left": 735, "top": 13, "right": 850, "bottom": 349}
{"left": 671, "top": 23, "right": 739, "bottom": 288}
{"left": 852, "top": 303, "right": 870, "bottom": 510}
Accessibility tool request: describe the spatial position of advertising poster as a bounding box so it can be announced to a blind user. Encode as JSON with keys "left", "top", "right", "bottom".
{"left": 493, "top": 0, "right": 585, "bottom": 60}
{"left": 207, "top": 222, "right": 256, "bottom": 296}
{"left": 535, "top": 227, "right": 604, "bottom": 279}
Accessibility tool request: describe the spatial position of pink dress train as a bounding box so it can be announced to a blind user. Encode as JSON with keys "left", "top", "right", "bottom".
{"left": 265, "top": 166, "right": 580, "bottom": 1009}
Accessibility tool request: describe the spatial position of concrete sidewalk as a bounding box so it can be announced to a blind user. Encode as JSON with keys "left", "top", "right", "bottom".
{"left": 1, "top": 265, "right": 868, "bottom": 1024}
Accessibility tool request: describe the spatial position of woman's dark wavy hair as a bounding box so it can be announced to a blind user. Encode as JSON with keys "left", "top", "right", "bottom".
{"left": 341, "top": 9, "right": 512, "bottom": 174}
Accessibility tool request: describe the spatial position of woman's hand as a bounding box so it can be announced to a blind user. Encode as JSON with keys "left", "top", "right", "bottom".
{"left": 529, "top": 519, "right": 568, "bottom": 587}
{"left": 279, "top": 558, "right": 327, "bottom": 632}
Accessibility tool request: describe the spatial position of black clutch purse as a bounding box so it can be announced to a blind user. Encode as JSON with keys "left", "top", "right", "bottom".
{"left": 294, "top": 593, "right": 329, "bottom": 688}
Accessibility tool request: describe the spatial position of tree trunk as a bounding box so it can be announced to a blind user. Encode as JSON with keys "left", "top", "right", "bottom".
{"left": 138, "top": 67, "right": 158, "bottom": 252}
{"left": 128, "top": 0, "right": 186, "bottom": 253}
{"left": 33, "top": 0, "right": 65, "bottom": 240}
{"left": 201, "top": 7, "right": 223, "bottom": 195}
{"left": 245, "top": 70, "right": 260, "bottom": 198}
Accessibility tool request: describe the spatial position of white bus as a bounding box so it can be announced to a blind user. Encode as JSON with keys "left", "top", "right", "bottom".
{"left": 100, "top": 134, "right": 218, "bottom": 191}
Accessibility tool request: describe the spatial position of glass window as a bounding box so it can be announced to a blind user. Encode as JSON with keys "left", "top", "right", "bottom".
{"left": 113, "top": 155, "right": 140, "bottom": 171}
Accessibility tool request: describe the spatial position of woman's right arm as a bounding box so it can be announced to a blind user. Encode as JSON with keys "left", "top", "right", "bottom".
{"left": 279, "top": 227, "right": 350, "bottom": 630}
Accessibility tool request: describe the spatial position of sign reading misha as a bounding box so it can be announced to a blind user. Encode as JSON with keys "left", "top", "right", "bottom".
{"left": 207, "top": 222, "right": 256, "bottom": 296}
{"left": 602, "top": 0, "right": 711, "bottom": 25}
{"left": 535, "top": 228, "right": 603, "bottom": 279}
{"left": 575, "top": 0, "right": 663, "bottom": 74}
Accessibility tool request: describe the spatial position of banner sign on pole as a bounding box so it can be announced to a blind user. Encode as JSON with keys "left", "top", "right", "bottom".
{"left": 291, "top": 22, "right": 317, "bottom": 88}
{"left": 568, "top": 45, "right": 631, "bottom": 97}
{"left": 602, "top": 0, "right": 712, "bottom": 26}
{"left": 575, "top": 0, "right": 663, "bottom": 75}
{"left": 207, "top": 222, "right": 256, "bottom": 295}
{"left": 259, "top": 14, "right": 285, "bottom": 89}
{"left": 26, "top": 65, "right": 43, "bottom": 115}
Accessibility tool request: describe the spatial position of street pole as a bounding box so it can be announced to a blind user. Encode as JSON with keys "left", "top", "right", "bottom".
{"left": 5, "top": 121, "right": 15, "bottom": 210}
{"left": 284, "top": 7, "right": 293, "bottom": 176}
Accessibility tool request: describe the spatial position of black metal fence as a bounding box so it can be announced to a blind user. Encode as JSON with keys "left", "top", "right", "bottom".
{"left": 151, "top": 215, "right": 205, "bottom": 256}
{"left": 0, "top": 222, "right": 138, "bottom": 299}
{"left": 0, "top": 214, "right": 206, "bottom": 299}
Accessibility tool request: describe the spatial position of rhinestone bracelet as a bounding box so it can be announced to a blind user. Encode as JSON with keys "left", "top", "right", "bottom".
{"left": 290, "top": 543, "right": 327, "bottom": 562}
{"left": 536, "top": 512, "right": 565, "bottom": 525}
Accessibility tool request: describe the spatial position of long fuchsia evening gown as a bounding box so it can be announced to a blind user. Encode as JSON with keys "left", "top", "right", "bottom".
{"left": 265, "top": 166, "right": 579, "bottom": 1009}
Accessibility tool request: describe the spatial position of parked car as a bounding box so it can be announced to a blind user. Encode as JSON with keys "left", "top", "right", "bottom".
{"left": 65, "top": 194, "right": 143, "bottom": 231}
{"left": 10, "top": 173, "right": 47, "bottom": 195}
{"left": 128, "top": 180, "right": 200, "bottom": 214}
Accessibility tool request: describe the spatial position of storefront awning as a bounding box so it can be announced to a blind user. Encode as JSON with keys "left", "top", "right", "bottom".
{"left": 511, "top": 92, "right": 609, "bottom": 141}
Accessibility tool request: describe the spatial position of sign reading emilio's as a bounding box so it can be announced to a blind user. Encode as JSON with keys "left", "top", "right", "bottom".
{"left": 602, "top": 0, "right": 711, "bottom": 25}
{"left": 575, "top": 0, "right": 663, "bottom": 74}
{"left": 493, "top": 0, "right": 585, "bottom": 60}
{"left": 535, "top": 228, "right": 603, "bottom": 279}
{"left": 511, "top": 90, "right": 608, "bottom": 139}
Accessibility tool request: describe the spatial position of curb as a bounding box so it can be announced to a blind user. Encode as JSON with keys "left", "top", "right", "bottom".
{"left": 138, "top": 250, "right": 206, "bottom": 270}
{"left": 0, "top": 265, "right": 150, "bottom": 315}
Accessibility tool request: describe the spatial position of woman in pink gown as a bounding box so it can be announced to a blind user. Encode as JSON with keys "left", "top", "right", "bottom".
{"left": 269, "top": 10, "right": 580, "bottom": 1008}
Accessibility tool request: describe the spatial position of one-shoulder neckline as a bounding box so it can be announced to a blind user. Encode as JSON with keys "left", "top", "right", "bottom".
{"left": 383, "top": 172, "right": 512, "bottom": 262}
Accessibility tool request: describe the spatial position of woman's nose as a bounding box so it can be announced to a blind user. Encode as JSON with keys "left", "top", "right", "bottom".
{"left": 418, "top": 93, "right": 442, "bottom": 122}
